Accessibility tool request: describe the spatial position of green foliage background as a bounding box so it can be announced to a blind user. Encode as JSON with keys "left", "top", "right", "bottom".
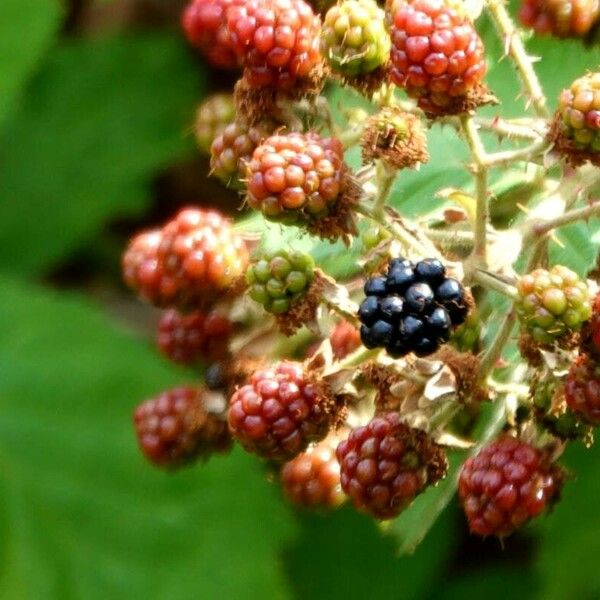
{"left": 1, "top": 1, "right": 599, "bottom": 598}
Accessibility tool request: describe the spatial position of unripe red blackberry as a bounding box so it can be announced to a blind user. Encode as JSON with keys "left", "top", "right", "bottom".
{"left": 519, "top": 0, "right": 600, "bottom": 37}
{"left": 336, "top": 413, "right": 447, "bottom": 519}
{"left": 458, "top": 436, "right": 562, "bottom": 537}
{"left": 157, "top": 208, "right": 249, "bottom": 309}
{"left": 228, "top": 361, "right": 334, "bottom": 460}
{"left": 194, "top": 94, "right": 236, "bottom": 155}
{"left": 122, "top": 229, "right": 170, "bottom": 306}
{"left": 390, "top": 0, "right": 487, "bottom": 116}
{"left": 321, "top": 0, "right": 391, "bottom": 76}
{"left": 516, "top": 265, "right": 592, "bottom": 344}
{"left": 553, "top": 72, "right": 600, "bottom": 161}
{"left": 133, "top": 387, "right": 231, "bottom": 468}
{"left": 246, "top": 249, "right": 315, "bottom": 314}
{"left": 280, "top": 434, "right": 346, "bottom": 508}
{"left": 157, "top": 309, "right": 232, "bottom": 364}
{"left": 565, "top": 353, "right": 600, "bottom": 425}
{"left": 182, "top": 0, "right": 243, "bottom": 70}
{"left": 246, "top": 132, "right": 346, "bottom": 224}
{"left": 581, "top": 291, "right": 600, "bottom": 357}
{"left": 330, "top": 320, "right": 362, "bottom": 359}
{"left": 226, "top": 0, "right": 322, "bottom": 90}
{"left": 210, "top": 120, "right": 273, "bottom": 189}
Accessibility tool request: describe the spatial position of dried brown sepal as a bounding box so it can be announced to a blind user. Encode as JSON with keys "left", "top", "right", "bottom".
{"left": 406, "top": 423, "right": 449, "bottom": 485}
{"left": 361, "top": 361, "right": 419, "bottom": 414}
{"left": 433, "top": 346, "right": 488, "bottom": 404}
{"left": 305, "top": 166, "right": 360, "bottom": 244}
{"left": 361, "top": 108, "right": 429, "bottom": 169}
{"left": 548, "top": 112, "right": 600, "bottom": 167}
{"left": 331, "top": 63, "right": 391, "bottom": 99}
{"left": 518, "top": 329, "right": 581, "bottom": 367}
{"left": 420, "top": 83, "right": 498, "bottom": 118}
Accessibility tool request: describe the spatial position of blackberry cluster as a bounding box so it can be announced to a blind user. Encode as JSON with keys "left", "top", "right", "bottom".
{"left": 336, "top": 412, "right": 448, "bottom": 519}
{"left": 519, "top": 0, "right": 600, "bottom": 38}
{"left": 320, "top": 0, "right": 391, "bottom": 76}
{"left": 516, "top": 265, "right": 592, "bottom": 344}
{"left": 389, "top": 0, "right": 487, "bottom": 115}
{"left": 280, "top": 435, "right": 346, "bottom": 508}
{"left": 246, "top": 132, "right": 346, "bottom": 224}
{"left": 246, "top": 249, "right": 315, "bottom": 314}
{"left": 358, "top": 257, "right": 469, "bottom": 357}
{"left": 194, "top": 93, "right": 236, "bottom": 154}
{"left": 459, "top": 436, "right": 561, "bottom": 537}
{"left": 228, "top": 361, "right": 333, "bottom": 460}
{"left": 133, "top": 387, "right": 231, "bottom": 468}
{"left": 157, "top": 309, "right": 232, "bottom": 364}
{"left": 565, "top": 354, "right": 600, "bottom": 425}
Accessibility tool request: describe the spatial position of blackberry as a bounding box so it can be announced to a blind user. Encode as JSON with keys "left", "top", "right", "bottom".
{"left": 336, "top": 412, "right": 448, "bottom": 519}
{"left": 133, "top": 387, "right": 231, "bottom": 468}
{"left": 565, "top": 353, "right": 600, "bottom": 425}
{"left": 194, "top": 94, "right": 236, "bottom": 155}
{"left": 246, "top": 249, "right": 315, "bottom": 314}
{"left": 459, "top": 436, "right": 562, "bottom": 537}
{"left": 519, "top": 0, "right": 600, "bottom": 38}
{"left": 516, "top": 265, "right": 592, "bottom": 344}
{"left": 358, "top": 257, "right": 469, "bottom": 357}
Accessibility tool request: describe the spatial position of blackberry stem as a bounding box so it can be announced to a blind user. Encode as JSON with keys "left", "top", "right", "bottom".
{"left": 473, "top": 269, "right": 519, "bottom": 299}
{"left": 527, "top": 200, "right": 600, "bottom": 238}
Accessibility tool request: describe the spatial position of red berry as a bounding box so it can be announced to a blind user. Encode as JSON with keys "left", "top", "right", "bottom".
{"left": 134, "top": 387, "right": 231, "bottom": 468}
{"left": 280, "top": 434, "right": 346, "bottom": 508}
{"left": 390, "top": 0, "right": 487, "bottom": 115}
{"left": 157, "top": 309, "right": 232, "bottom": 364}
{"left": 182, "top": 0, "right": 244, "bottom": 69}
{"left": 228, "top": 361, "right": 334, "bottom": 460}
{"left": 458, "top": 436, "right": 561, "bottom": 537}
{"left": 336, "top": 413, "right": 448, "bottom": 519}
{"left": 330, "top": 320, "right": 362, "bottom": 359}
{"left": 565, "top": 353, "right": 600, "bottom": 425}
{"left": 518, "top": 0, "right": 600, "bottom": 37}
{"left": 245, "top": 132, "right": 346, "bottom": 224}
{"left": 226, "top": 0, "right": 322, "bottom": 90}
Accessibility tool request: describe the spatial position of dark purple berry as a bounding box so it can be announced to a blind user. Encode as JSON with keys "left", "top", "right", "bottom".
{"left": 415, "top": 258, "right": 445, "bottom": 284}
{"left": 370, "top": 320, "right": 394, "bottom": 345}
{"left": 399, "top": 315, "right": 424, "bottom": 341}
{"left": 413, "top": 337, "right": 439, "bottom": 357}
{"left": 426, "top": 307, "right": 452, "bottom": 341}
{"left": 379, "top": 296, "right": 404, "bottom": 321}
{"left": 364, "top": 276, "right": 388, "bottom": 296}
{"left": 359, "top": 296, "right": 380, "bottom": 326}
{"left": 386, "top": 266, "right": 415, "bottom": 293}
{"left": 404, "top": 283, "right": 434, "bottom": 314}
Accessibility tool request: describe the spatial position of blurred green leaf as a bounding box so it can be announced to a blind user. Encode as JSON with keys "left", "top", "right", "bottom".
{"left": 0, "top": 0, "right": 61, "bottom": 128}
{"left": 0, "top": 33, "right": 202, "bottom": 276}
{"left": 0, "top": 276, "right": 294, "bottom": 600}
{"left": 550, "top": 221, "right": 600, "bottom": 276}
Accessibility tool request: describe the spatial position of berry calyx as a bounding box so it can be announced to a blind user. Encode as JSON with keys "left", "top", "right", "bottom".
{"left": 157, "top": 309, "right": 233, "bottom": 364}
{"left": 182, "top": 0, "right": 244, "bottom": 70}
{"left": 228, "top": 361, "right": 336, "bottom": 460}
{"left": 390, "top": 0, "right": 488, "bottom": 116}
{"left": 565, "top": 353, "right": 600, "bottom": 425}
{"left": 518, "top": 0, "right": 600, "bottom": 38}
{"left": 458, "top": 436, "right": 562, "bottom": 537}
{"left": 321, "top": 0, "right": 391, "bottom": 77}
{"left": 358, "top": 257, "right": 469, "bottom": 358}
{"left": 336, "top": 413, "right": 448, "bottom": 519}
{"left": 194, "top": 94, "right": 236, "bottom": 155}
{"left": 280, "top": 434, "right": 346, "bottom": 508}
{"left": 516, "top": 265, "right": 592, "bottom": 344}
{"left": 226, "top": 0, "right": 322, "bottom": 90}
{"left": 134, "top": 387, "right": 231, "bottom": 468}
{"left": 246, "top": 249, "right": 316, "bottom": 314}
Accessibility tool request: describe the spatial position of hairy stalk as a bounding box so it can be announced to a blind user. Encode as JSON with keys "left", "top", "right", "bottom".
{"left": 473, "top": 270, "right": 519, "bottom": 298}
{"left": 482, "top": 137, "right": 551, "bottom": 167}
{"left": 478, "top": 309, "right": 517, "bottom": 381}
{"left": 374, "top": 160, "right": 397, "bottom": 217}
{"left": 485, "top": 0, "right": 550, "bottom": 118}
{"left": 527, "top": 201, "right": 600, "bottom": 238}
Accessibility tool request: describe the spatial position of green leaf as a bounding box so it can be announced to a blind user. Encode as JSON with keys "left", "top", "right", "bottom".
{"left": 0, "top": 0, "right": 62, "bottom": 128}
{"left": 550, "top": 221, "right": 600, "bottom": 276}
{"left": 0, "top": 276, "right": 294, "bottom": 599}
{"left": 0, "top": 33, "right": 202, "bottom": 276}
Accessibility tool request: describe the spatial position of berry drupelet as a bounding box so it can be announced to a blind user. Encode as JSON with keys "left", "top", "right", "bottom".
{"left": 194, "top": 94, "right": 236, "bottom": 155}
{"left": 358, "top": 257, "right": 469, "bottom": 358}
{"left": 228, "top": 361, "right": 334, "bottom": 461}
{"left": 321, "top": 0, "right": 391, "bottom": 77}
{"left": 157, "top": 309, "right": 232, "bottom": 364}
{"left": 565, "top": 353, "right": 600, "bottom": 425}
{"left": 459, "top": 436, "right": 562, "bottom": 537}
{"left": 246, "top": 249, "right": 315, "bottom": 314}
{"left": 134, "top": 387, "right": 231, "bottom": 468}
{"left": 330, "top": 320, "right": 362, "bottom": 359}
{"left": 280, "top": 434, "right": 346, "bottom": 508}
{"left": 336, "top": 412, "right": 448, "bottom": 519}
{"left": 516, "top": 265, "right": 592, "bottom": 344}
{"left": 519, "top": 0, "right": 600, "bottom": 38}
{"left": 389, "top": 0, "right": 487, "bottom": 116}
{"left": 226, "top": 0, "right": 322, "bottom": 90}
{"left": 245, "top": 132, "right": 346, "bottom": 224}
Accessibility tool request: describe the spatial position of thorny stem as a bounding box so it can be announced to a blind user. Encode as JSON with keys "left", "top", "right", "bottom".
{"left": 527, "top": 200, "right": 600, "bottom": 238}
{"left": 478, "top": 309, "right": 517, "bottom": 382}
{"left": 481, "top": 137, "right": 551, "bottom": 167}
{"left": 472, "top": 270, "right": 519, "bottom": 299}
{"left": 374, "top": 160, "right": 397, "bottom": 217}
{"left": 485, "top": 0, "right": 550, "bottom": 118}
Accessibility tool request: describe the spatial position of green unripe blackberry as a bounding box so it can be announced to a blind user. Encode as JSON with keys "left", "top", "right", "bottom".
{"left": 361, "top": 225, "right": 391, "bottom": 250}
{"left": 321, "top": 0, "right": 391, "bottom": 77}
{"left": 194, "top": 94, "right": 236, "bottom": 155}
{"left": 516, "top": 265, "right": 592, "bottom": 344}
{"left": 246, "top": 249, "right": 316, "bottom": 314}
{"left": 450, "top": 309, "right": 481, "bottom": 353}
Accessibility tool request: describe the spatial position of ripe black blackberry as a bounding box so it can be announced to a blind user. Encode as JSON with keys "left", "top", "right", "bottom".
{"left": 358, "top": 257, "right": 469, "bottom": 357}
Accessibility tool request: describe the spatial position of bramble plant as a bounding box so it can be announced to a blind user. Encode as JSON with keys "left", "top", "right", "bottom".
{"left": 125, "top": 0, "right": 600, "bottom": 545}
